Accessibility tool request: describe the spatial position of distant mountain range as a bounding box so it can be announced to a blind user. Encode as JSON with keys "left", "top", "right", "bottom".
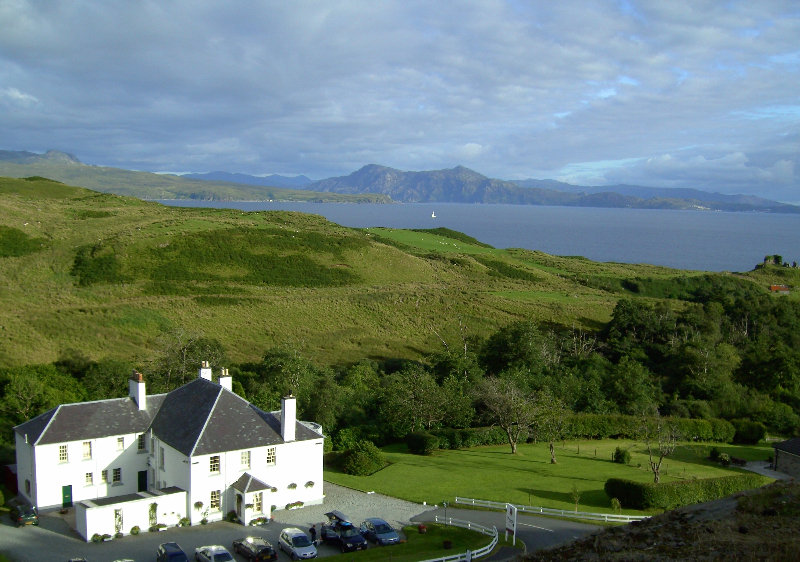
{"left": 1, "top": 150, "right": 798, "bottom": 213}
{"left": 183, "top": 170, "right": 312, "bottom": 188}
{"left": 306, "top": 164, "right": 800, "bottom": 213}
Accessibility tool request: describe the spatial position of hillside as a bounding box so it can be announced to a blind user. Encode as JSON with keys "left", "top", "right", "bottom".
{"left": 532, "top": 479, "right": 800, "bottom": 560}
{"left": 0, "top": 151, "right": 387, "bottom": 203}
{"left": 0, "top": 176, "right": 682, "bottom": 367}
{"left": 2, "top": 176, "right": 795, "bottom": 369}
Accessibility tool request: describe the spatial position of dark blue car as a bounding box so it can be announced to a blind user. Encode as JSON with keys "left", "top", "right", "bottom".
{"left": 360, "top": 518, "right": 400, "bottom": 546}
{"left": 320, "top": 511, "right": 368, "bottom": 553}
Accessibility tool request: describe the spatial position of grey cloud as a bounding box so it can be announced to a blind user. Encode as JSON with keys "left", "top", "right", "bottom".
{"left": 0, "top": 1, "right": 798, "bottom": 199}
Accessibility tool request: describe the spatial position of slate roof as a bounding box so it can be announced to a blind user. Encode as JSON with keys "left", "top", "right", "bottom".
{"left": 14, "top": 395, "right": 166, "bottom": 445}
{"left": 232, "top": 472, "right": 272, "bottom": 493}
{"left": 14, "top": 377, "right": 321, "bottom": 456}
{"left": 774, "top": 437, "right": 800, "bottom": 456}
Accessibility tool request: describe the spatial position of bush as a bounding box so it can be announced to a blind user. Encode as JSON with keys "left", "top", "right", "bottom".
{"left": 604, "top": 473, "right": 769, "bottom": 510}
{"left": 709, "top": 447, "right": 720, "bottom": 461}
{"left": 718, "top": 453, "right": 731, "bottom": 467}
{"left": 613, "top": 447, "right": 631, "bottom": 464}
{"left": 731, "top": 419, "right": 767, "bottom": 445}
{"left": 406, "top": 432, "right": 440, "bottom": 455}
{"left": 341, "top": 440, "right": 385, "bottom": 476}
{"left": 130, "top": 525, "right": 140, "bottom": 535}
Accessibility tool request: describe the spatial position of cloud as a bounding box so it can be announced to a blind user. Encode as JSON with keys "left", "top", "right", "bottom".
{"left": 0, "top": 1, "right": 798, "bottom": 199}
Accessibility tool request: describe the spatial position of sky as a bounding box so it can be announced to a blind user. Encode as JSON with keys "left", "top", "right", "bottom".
{"left": 1, "top": 1, "right": 799, "bottom": 201}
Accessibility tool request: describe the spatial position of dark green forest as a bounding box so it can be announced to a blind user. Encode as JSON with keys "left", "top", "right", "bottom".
{"left": 2, "top": 273, "right": 798, "bottom": 461}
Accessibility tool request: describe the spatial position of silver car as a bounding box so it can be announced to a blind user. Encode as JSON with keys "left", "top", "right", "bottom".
{"left": 278, "top": 527, "right": 318, "bottom": 560}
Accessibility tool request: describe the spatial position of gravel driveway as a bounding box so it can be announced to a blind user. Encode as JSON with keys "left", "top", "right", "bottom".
{"left": 0, "top": 483, "right": 437, "bottom": 562}
{"left": 274, "top": 482, "right": 436, "bottom": 530}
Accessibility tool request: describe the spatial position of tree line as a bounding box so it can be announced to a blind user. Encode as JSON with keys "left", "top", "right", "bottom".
{"left": 1, "top": 278, "right": 798, "bottom": 464}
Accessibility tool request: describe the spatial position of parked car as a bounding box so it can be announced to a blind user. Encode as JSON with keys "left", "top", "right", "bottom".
{"left": 156, "top": 542, "right": 189, "bottom": 562}
{"left": 278, "top": 527, "right": 318, "bottom": 560}
{"left": 231, "top": 536, "right": 278, "bottom": 561}
{"left": 321, "top": 510, "right": 368, "bottom": 553}
{"left": 194, "top": 544, "right": 234, "bottom": 562}
{"left": 9, "top": 503, "right": 39, "bottom": 527}
{"left": 360, "top": 517, "right": 401, "bottom": 545}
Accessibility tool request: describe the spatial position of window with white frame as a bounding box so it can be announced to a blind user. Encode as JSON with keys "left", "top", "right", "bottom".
{"left": 101, "top": 470, "right": 108, "bottom": 484}
{"left": 254, "top": 492, "right": 263, "bottom": 513}
{"left": 241, "top": 450, "right": 250, "bottom": 468}
{"left": 82, "top": 441, "right": 92, "bottom": 460}
{"left": 112, "top": 468, "right": 122, "bottom": 484}
{"left": 117, "top": 437, "right": 124, "bottom": 450}
{"left": 85, "top": 472, "right": 93, "bottom": 486}
{"left": 266, "top": 447, "right": 276, "bottom": 466}
{"left": 59, "top": 445, "right": 68, "bottom": 463}
{"left": 138, "top": 434, "right": 146, "bottom": 451}
{"left": 210, "top": 490, "right": 221, "bottom": 511}
{"left": 210, "top": 455, "right": 220, "bottom": 474}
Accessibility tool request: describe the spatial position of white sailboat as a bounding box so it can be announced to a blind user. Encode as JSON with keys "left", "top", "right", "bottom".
{"left": 431, "top": 211, "right": 437, "bottom": 218}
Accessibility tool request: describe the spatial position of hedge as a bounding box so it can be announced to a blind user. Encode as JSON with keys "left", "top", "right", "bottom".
{"left": 406, "top": 432, "right": 440, "bottom": 455}
{"left": 604, "top": 473, "right": 769, "bottom": 510}
{"left": 731, "top": 419, "right": 767, "bottom": 445}
{"left": 564, "top": 414, "right": 735, "bottom": 443}
{"left": 430, "top": 426, "right": 521, "bottom": 449}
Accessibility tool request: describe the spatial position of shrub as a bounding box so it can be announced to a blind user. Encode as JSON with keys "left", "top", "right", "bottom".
{"left": 341, "top": 440, "right": 386, "bottom": 476}
{"left": 178, "top": 517, "right": 190, "bottom": 526}
{"left": 407, "top": 431, "right": 440, "bottom": 455}
{"left": 709, "top": 447, "right": 720, "bottom": 461}
{"left": 604, "top": 474, "right": 769, "bottom": 510}
{"left": 226, "top": 510, "right": 238, "bottom": 522}
{"left": 130, "top": 525, "right": 140, "bottom": 535}
{"left": 731, "top": 419, "right": 767, "bottom": 445}
{"left": 610, "top": 497, "right": 621, "bottom": 514}
{"left": 286, "top": 501, "right": 304, "bottom": 510}
{"left": 613, "top": 447, "right": 631, "bottom": 464}
{"left": 91, "top": 533, "right": 102, "bottom": 543}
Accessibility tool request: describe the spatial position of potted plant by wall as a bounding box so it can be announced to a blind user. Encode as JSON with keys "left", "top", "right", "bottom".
{"left": 130, "top": 525, "right": 140, "bottom": 535}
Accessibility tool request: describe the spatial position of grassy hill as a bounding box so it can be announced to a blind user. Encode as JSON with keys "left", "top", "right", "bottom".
{"left": 0, "top": 176, "right": 791, "bottom": 368}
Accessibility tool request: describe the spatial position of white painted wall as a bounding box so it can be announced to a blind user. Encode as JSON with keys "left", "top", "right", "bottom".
{"left": 29, "top": 432, "right": 148, "bottom": 510}
{"left": 75, "top": 490, "right": 187, "bottom": 542}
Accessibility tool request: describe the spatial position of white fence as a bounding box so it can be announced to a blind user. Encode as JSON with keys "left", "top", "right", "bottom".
{"left": 455, "top": 496, "right": 649, "bottom": 523}
{"left": 418, "top": 516, "right": 499, "bottom": 562}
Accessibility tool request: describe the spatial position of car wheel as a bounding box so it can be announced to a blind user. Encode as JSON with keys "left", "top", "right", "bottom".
{"left": 291, "top": 553, "right": 298, "bottom": 561}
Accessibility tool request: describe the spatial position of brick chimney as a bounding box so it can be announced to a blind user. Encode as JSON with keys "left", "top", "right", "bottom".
{"left": 198, "top": 360, "right": 212, "bottom": 381}
{"left": 219, "top": 367, "right": 232, "bottom": 391}
{"left": 281, "top": 395, "right": 296, "bottom": 442}
{"left": 129, "top": 370, "right": 146, "bottom": 410}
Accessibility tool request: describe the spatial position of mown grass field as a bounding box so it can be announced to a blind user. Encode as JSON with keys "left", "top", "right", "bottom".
{"left": 0, "top": 176, "right": 792, "bottom": 368}
{"left": 324, "top": 440, "right": 774, "bottom": 515}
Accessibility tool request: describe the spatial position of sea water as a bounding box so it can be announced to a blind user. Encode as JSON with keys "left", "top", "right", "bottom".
{"left": 158, "top": 201, "right": 800, "bottom": 272}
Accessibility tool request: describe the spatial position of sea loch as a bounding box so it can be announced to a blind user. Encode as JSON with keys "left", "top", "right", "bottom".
{"left": 159, "top": 201, "right": 800, "bottom": 273}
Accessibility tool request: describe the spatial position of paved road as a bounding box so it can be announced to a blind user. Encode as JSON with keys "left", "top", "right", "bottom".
{"left": 0, "top": 484, "right": 597, "bottom": 561}
{"left": 411, "top": 507, "right": 600, "bottom": 560}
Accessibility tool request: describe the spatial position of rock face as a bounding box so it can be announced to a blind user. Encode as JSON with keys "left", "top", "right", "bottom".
{"left": 528, "top": 480, "right": 800, "bottom": 561}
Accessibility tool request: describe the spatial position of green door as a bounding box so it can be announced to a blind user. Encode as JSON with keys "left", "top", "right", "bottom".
{"left": 138, "top": 470, "right": 147, "bottom": 492}
{"left": 62, "top": 485, "right": 72, "bottom": 508}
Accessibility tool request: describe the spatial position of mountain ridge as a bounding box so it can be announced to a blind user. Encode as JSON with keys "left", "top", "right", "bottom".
{"left": 0, "top": 150, "right": 797, "bottom": 213}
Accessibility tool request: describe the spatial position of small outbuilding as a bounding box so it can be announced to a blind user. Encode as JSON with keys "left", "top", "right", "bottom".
{"left": 773, "top": 438, "right": 800, "bottom": 479}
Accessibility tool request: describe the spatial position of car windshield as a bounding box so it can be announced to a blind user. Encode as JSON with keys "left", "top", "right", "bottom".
{"left": 213, "top": 553, "right": 233, "bottom": 562}
{"left": 374, "top": 523, "right": 393, "bottom": 534}
{"left": 292, "top": 535, "right": 312, "bottom": 547}
{"left": 341, "top": 526, "right": 361, "bottom": 538}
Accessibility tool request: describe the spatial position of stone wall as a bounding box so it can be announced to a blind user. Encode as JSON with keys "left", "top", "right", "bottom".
{"left": 775, "top": 449, "right": 800, "bottom": 479}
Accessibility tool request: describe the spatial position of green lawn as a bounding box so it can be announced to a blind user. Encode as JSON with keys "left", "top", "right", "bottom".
{"left": 325, "top": 440, "right": 773, "bottom": 515}
{"left": 343, "top": 524, "right": 514, "bottom": 561}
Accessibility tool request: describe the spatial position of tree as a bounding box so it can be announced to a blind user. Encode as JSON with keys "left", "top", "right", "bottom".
{"left": 638, "top": 407, "right": 680, "bottom": 483}
{"left": 146, "top": 328, "right": 227, "bottom": 392}
{"left": 533, "top": 389, "right": 569, "bottom": 464}
{"left": 477, "top": 370, "right": 537, "bottom": 454}
{"left": 378, "top": 364, "right": 445, "bottom": 438}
